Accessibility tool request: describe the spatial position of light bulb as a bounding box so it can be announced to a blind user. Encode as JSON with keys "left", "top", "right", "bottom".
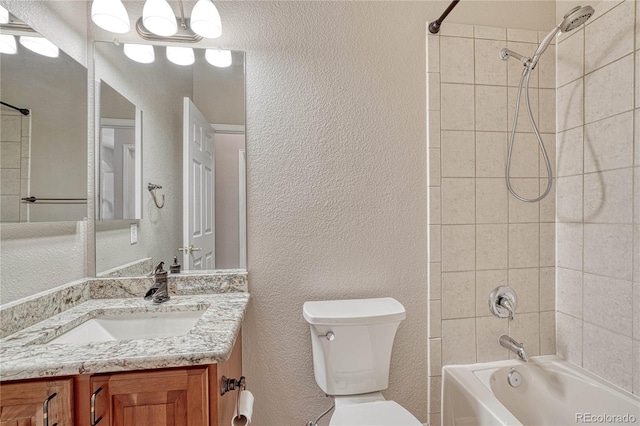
{"left": 143, "top": 0, "right": 177, "bottom": 37}
{"left": 0, "top": 4, "right": 10, "bottom": 24}
{"left": 124, "top": 43, "right": 155, "bottom": 64}
{"left": 190, "top": 0, "right": 222, "bottom": 39}
{"left": 19, "top": 36, "right": 59, "bottom": 58}
{"left": 91, "top": 0, "right": 130, "bottom": 34}
{"left": 205, "top": 49, "right": 231, "bottom": 67}
{"left": 0, "top": 34, "right": 17, "bottom": 54}
{"left": 166, "top": 46, "right": 194, "bottom": 66}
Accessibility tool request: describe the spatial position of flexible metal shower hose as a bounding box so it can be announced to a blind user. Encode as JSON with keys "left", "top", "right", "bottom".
{"left": 505, "top": 66, "right": 554, "bottom": 203}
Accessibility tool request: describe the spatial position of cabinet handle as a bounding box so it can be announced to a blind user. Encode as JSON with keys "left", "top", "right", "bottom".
{"left": 43, "top": 392, "right": 57, "bottom": 426}
{"left": 90, "top": 387, "right": 103, "bottom": 426}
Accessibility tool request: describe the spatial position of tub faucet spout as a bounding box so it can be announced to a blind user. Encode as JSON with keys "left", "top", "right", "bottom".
{"left": 499, "top": 335, "right": 529, "bottom": 362}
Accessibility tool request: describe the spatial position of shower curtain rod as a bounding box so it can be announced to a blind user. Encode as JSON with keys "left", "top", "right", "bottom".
{"left": 428, "top": 0, "right": 461, "bottom": 34}
{"left": 1, "top": 101, "right": 30, "bottom": 116}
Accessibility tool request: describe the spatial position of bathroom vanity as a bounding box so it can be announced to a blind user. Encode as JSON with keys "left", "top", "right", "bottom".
{"left": 0, "top": 342, "right": 241, "bottom": 426}
{"left": 0, "top": 272, "right": 248, "bottom": 426}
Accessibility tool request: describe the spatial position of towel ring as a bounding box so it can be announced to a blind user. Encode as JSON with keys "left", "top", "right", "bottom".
{"left": 147, "top": 183, "right": 165, "bottom": 209}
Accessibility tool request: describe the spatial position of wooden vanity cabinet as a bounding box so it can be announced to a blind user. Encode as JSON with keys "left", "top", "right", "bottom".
{"left": 87, "top": 368, "right": 209, "bottom": 426}
{"left": 0, "top": 378, "right": 74, "bottom": 426}
{"left": 77, "top": 335, "right": 242, "bottom": 426}
{"left": 2, "top": 336, "right": 242, "bottom": 426}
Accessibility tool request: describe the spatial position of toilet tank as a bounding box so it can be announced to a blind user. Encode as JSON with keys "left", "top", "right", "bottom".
{"left": 303, "top": 298, "right": 406, "bottom": 396}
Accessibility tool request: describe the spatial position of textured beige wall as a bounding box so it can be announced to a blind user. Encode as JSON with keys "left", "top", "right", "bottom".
{"left": 0, "top": 1, "right": 558, "bottom": 423}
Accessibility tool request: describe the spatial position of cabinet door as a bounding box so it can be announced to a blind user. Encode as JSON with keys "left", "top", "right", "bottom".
{"left": 0, "top": 378, "right": 74, "bottom": 426}
{"left": 90, "top": 368, "right": 208, "bottom": 426}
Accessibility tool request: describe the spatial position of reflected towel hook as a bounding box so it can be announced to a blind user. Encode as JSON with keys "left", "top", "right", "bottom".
{"left": 147, "top": 183, "right": 165, "bottom": 209}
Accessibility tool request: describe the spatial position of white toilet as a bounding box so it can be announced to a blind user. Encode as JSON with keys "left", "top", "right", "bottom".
{"left": 303, "top": 297, "right": 422, "bottom": 426}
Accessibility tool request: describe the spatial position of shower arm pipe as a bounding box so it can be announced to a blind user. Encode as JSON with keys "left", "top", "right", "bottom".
{"left": 428, "top": 0, "right": 461, "bottom": 34}
{"left": 1, "top": 101, "right": 30, "bottom": 116}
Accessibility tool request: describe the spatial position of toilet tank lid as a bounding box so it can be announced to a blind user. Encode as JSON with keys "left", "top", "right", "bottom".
{"left": 303, "top": 297, "right": 406, "bottom": 325}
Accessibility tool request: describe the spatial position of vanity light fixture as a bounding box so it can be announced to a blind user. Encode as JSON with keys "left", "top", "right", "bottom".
{"left": 91, "top": 0, "right": 130, "bottom": 34}
{"left": 0, "top": 5, "right": 9, "bottom": 24}
{"left": 205, "top": 48, "right": 232, "bottom": 67}
{"left": 124, "top": 43, "right": 155, "bottom": 64}
{"left": 143, "top": 0, "right": 177, "bottom": 37}
{"left": 90, "top": 0, "right": 222, "bottom": 43}
{"left": 19, "top": 36, "right": 59, "bottom": 58}
{"left": 0, "top": 34, "right": 17, "bottom": 54}
{"left": 166, "top": 46, "right": 194, "bottom": 66}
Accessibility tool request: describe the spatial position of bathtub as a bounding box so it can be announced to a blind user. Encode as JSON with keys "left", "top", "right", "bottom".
{"left": 442, "top": 355, "right": 639, "bottom": 426}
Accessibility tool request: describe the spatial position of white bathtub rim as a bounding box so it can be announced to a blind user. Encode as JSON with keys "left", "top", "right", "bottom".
{"left": 442, "top": 355, "right": 640, "bottom": 426}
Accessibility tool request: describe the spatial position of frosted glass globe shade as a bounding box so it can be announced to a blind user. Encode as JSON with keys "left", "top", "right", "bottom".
{"left": 0, "top": 5, "right": 10, "bottom": 25}
{"left": 205, "top": 49, "right": 232, "bottom": 67}
{"left": 190, "top": 0, "right": 222, "bottom": 39}
{"left": 124, "top": 44, "right": 155, "bottom": 64}
{"left": 143, "top": 0, "right": 177, "bottom": 37}
{"left": 91, "top": 0, "right": 131, "bottom": 34}
{"left": 166, "top": 46, "right": 194, "bottom": 66}
{"left": 19, "top": 36, "right": 59, "bottom": 58}
{"left": 0, "top": 35, "right": 17, "bottom": 54}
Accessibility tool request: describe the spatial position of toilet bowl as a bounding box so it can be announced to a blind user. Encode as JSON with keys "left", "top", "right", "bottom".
{"left": 303, "top": 298, "right": 421, "bottom": 426}
{"left": 330, "top": 393, "right": 421, "bottom": 426}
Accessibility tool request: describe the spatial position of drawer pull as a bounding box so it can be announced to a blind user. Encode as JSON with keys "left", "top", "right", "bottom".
{"left": 43, "top": 392, "right": 57, "bottom": 426}
{"left": 90, "top": 387, "right": 103, "bottom": 426}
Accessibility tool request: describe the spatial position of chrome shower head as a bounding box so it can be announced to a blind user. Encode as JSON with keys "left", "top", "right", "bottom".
{"left": 560, "top": 5, "right": 595, "bottom": 33}
{"left": 529, "top": 5, "right": 594, "bottom": 68}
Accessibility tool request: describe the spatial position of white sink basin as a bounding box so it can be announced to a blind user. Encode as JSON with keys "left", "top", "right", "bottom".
{"left": 47, "top": 310, "right": 205, "bottom": 345}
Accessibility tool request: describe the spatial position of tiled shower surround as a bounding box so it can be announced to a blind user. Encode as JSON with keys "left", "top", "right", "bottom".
{"left": 0, "top": 110, "right": 30, "bottom": 223}
{"left": 426, "top": 23, "right": 557, "bottom": 424}
{"left": 554, "top": 0, "right": 640, "bottom": 395}
{"left": 427, "top": 1, "right": 640, "bottom": 422}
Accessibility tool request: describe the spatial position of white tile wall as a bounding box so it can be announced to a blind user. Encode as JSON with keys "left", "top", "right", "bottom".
{"left": 427, "top": 22, "right": 557, "bottom": 417}
{"left": 584, "top": 224, "right": 633, "bottom": 281}
{"left": 475, "top": 133, "right": 507, "bottom": 177}
{"left": 583, "top": 168, "right": 633, "bottom": 223}
{"left": 556, "top": 312, "right": 583, "bottom": 365}
{"left": 584, "top": 54, "right": 634, "bottom": 124}
{"left": 557, "top": 30, "right": 584, "bottom": 88}
{"left": 441, "top": 131, "right": 474, "bottom": 177}
{"left": 584, "top": 111, "right": 634, "bottom": 173}
{"left": 584, "top": 0, "right": 634, "bottom": 74}
{"left": 583, "top": 322, "right": 633, "bottom": 392}
{"left": 440, "top": 37, "right": 475, "bottom": 84}
{"left": 583, "top": 273, "right": 633, "bottom": 337}
{"left": 555, "top": 0, "right": 638, "bottom": 396}
{"left": 441, "top": 84, "right": 475, "bottom": 130}
{"left": 557, "top": 128, "right": 584, "bottom": 177}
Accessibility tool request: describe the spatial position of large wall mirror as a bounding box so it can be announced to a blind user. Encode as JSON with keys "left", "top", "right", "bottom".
{"left": 0, "top": 16, "right": 87, "bottom": 223}
{"left": 94, "top": 41, "right": 245, "bottom": 278}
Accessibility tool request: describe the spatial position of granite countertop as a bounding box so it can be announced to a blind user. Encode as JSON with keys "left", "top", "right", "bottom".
{"left": 0, "top": 272, "right": 249, "bottom": 382}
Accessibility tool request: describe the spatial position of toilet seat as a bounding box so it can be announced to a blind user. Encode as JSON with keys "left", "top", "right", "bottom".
{"left": 329, "top": 400, "right": 422, "bottom": 426}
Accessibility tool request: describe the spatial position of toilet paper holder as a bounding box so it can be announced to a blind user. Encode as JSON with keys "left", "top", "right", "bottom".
{"left": 220, "top": 375, "right": 246, "bottom": 396}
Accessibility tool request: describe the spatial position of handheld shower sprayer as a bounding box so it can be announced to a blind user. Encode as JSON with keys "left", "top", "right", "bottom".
{"left": 502, "top": 5, "right": 594, "bottom": 70}
{"left": 501, "top": 5, "right": 594, "bottom": 203}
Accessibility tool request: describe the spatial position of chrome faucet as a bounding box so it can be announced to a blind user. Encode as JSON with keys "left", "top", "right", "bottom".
{"left": 144, "top": 262, "right": 170, "bottom": 303}
{"left": 499, "top": 335, "right": 529, "bottom": 362}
